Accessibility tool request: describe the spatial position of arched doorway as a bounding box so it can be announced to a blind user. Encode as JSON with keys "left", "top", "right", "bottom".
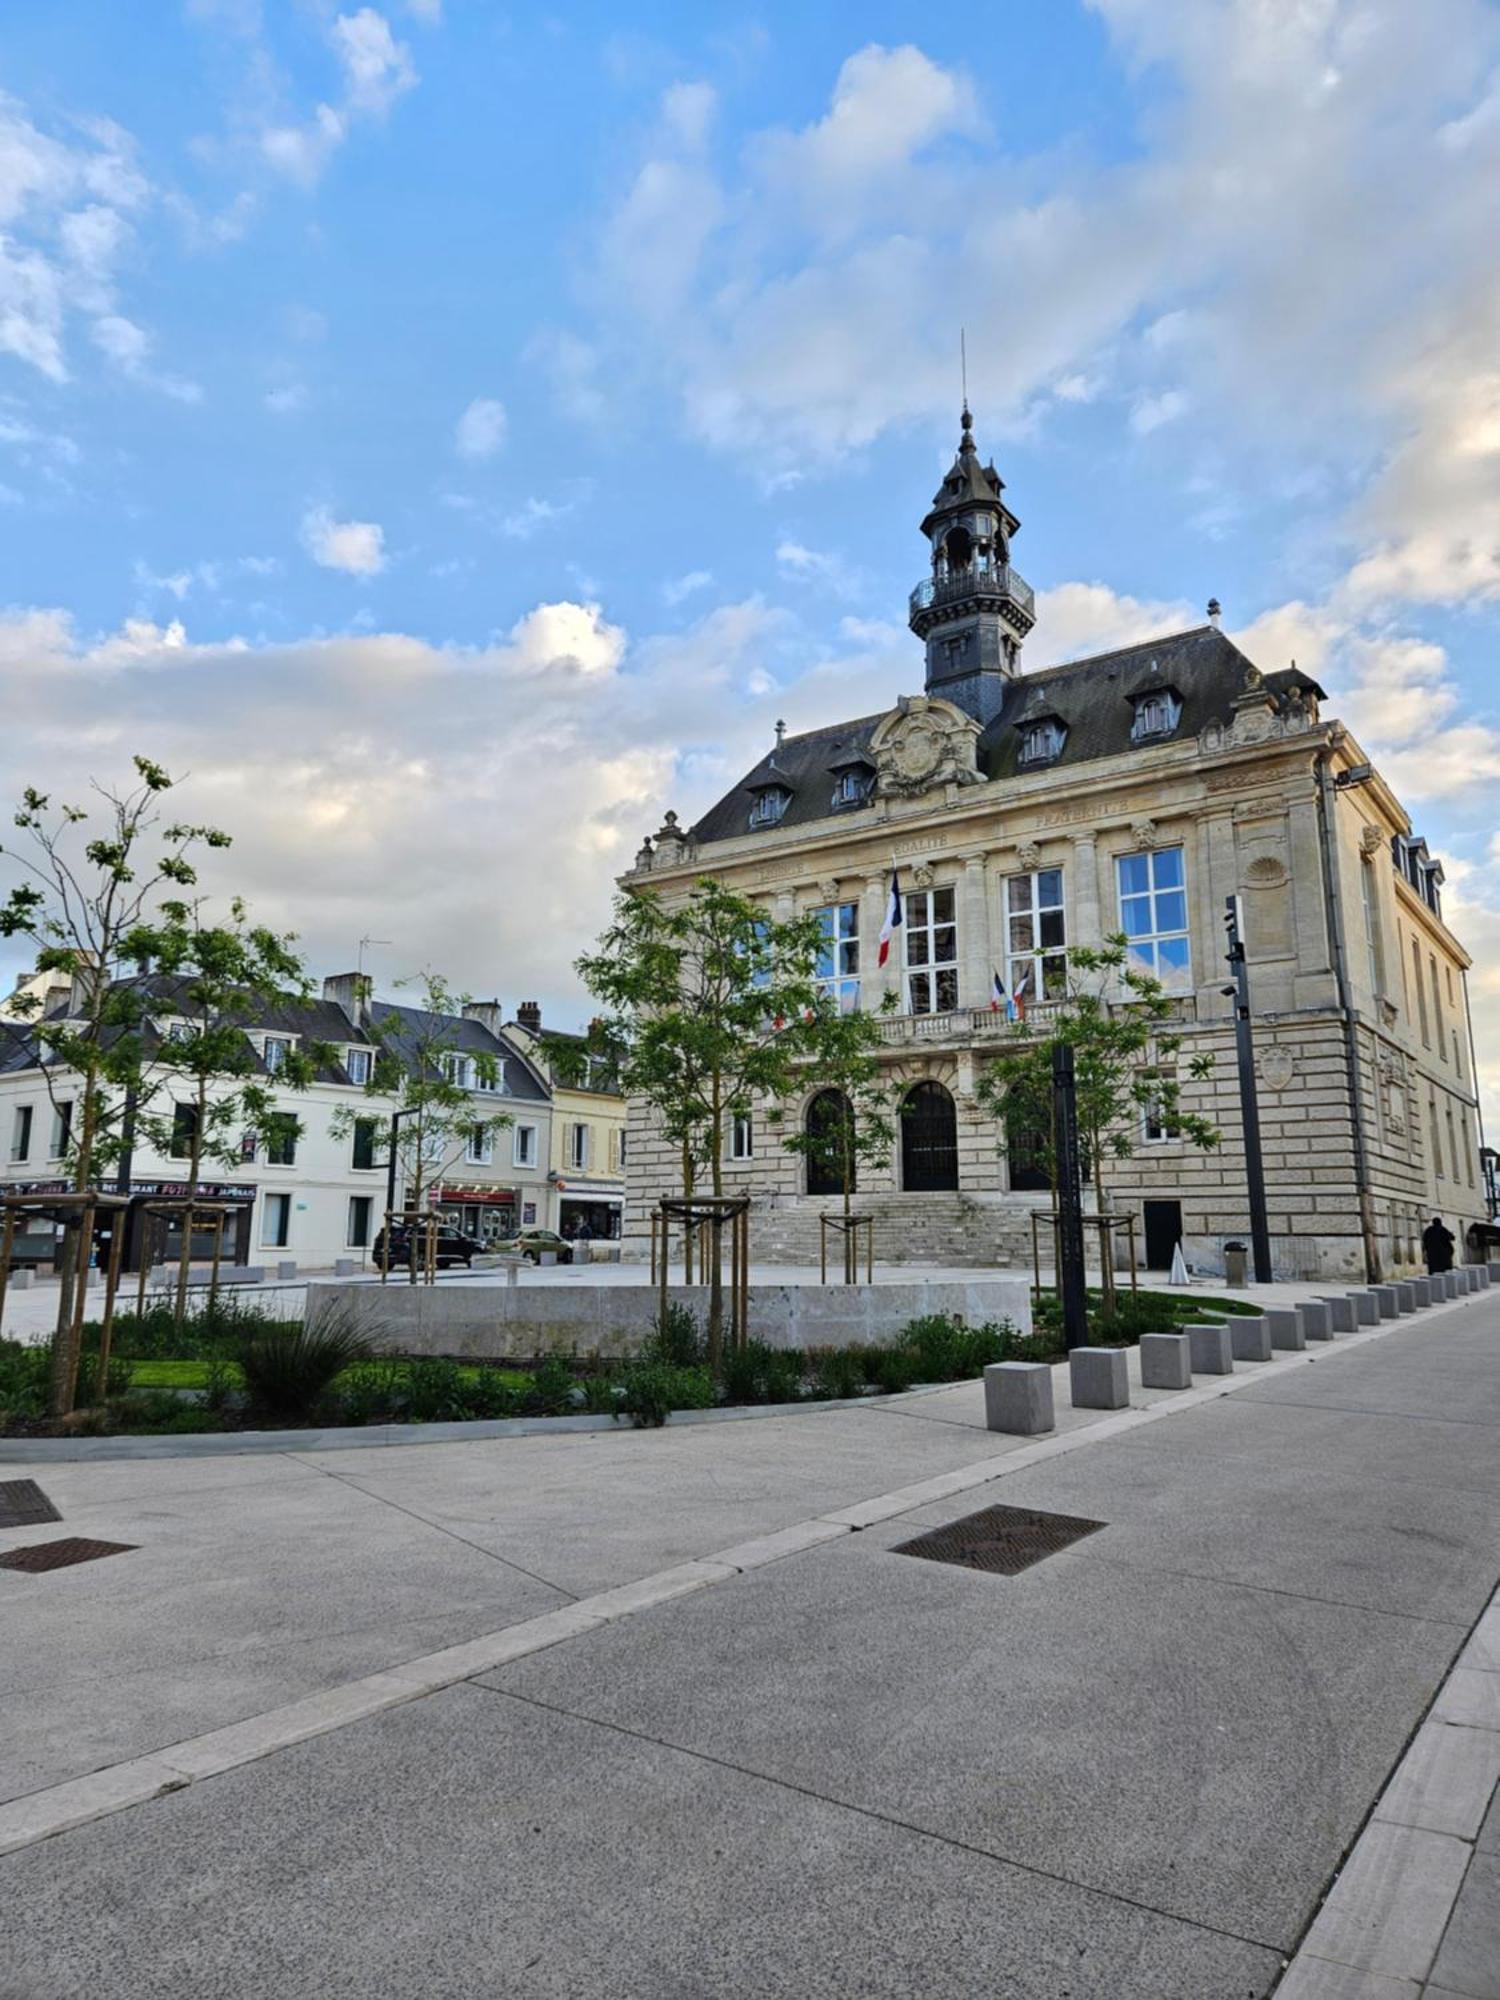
{"left": 901, "top": 1081, "right": 958, "bottom": 1192}
{"left": 805, "top": 1089, "right": 852, "bottom": 1197}
{"left": 1006, "top": 1110, "right": 1050, "bottom": 1192}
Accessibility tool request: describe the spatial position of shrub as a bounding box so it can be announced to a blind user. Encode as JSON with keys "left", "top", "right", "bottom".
{"left": 644, "top": 1303, "right": 704, "bottom": 1368}
{"left": 806, "top": 1345, "right": 866, "bottom": 1401}
{"left": 336, "top": 1360, "right": 402, "bottom": 1426}
{"left": 400, "top": 1357, "right": 469, "bottom": 1423}
{"left": 0, "top": 1338, "right": 51, "bottom": 1420}
{"left": 238, "top": 1311, "right": 374, "bottom": 1422}
{"left": 113, "top": 1388, "right": 222, "bottom": 1434}
{"left": 867, "top": 1345, "right": 920, "bottom": 1394}
{"left": 720, "top": 1339, "right": 806, "bottom": 1406}
{"left": 461, "top": 1368, "right": 524, "bottom": 1420}
{"left": 616, "top": 1361, "right": 714, "bottom": 1428}
{"left": 522, "top": 1351, "right": 578, "bottom": 1417}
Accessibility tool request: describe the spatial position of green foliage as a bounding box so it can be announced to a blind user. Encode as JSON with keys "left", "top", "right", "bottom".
{"left": 98, "top": 1293, "right": 293, "bottom": 1360}
{"left": 805, "top": 1345, "right": 866, "bottom": 1401}
{"left": 521, "top": 1352, "right": 577, "bottom": 1416}
{"left": 237, "top": 1312, "right": 375, "bottom": 1421}
{"left": 777, "top": 992, "right": 899, "bottom": 1241}
{"left": 616, "top": 1360, "right": 715, "bottom": 1427}
{"left": 975, "top": 936, "right": 1220, "bottom": 1208}
{"left": 1031, "top": 1287, "right": 1250, "bottom": 1345}
{"left": 895, "top": 1313, "right": 1019, "bottom": 1381}
{"left": 330, "top": 969, "right": 511, "bottom": 1212}
{"left": 643, "top": 1302, "right": 704, "bottom": 1368}
{"left": 0, "top": 1339, "right": 51, "bottom": 1420}
{"left": 719, "top": 1339, "right": 805, "bottom": 1406}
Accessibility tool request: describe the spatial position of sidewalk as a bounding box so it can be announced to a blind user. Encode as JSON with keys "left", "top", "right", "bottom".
{"left": 1, "top": 1290, "right": 1497, "bottom": 1996}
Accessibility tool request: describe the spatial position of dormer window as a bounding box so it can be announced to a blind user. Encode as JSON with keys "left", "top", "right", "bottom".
{"left": 1130, "top": 690, "right": 1182, "bottom": 741}
{"left": 830, "top": 768, "right": 872, "bottom": 810}
{"left": 1019, "top": 719, "right": 1066, "bottom": 766}
{"left": 262, "top": 1035, "right": 293, "bottom": 1074}
{"left": 748, "top": 785, "right": 791, "bottom": 829}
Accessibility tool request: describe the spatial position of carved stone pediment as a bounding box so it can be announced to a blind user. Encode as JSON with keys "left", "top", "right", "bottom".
{"left": 869, "top": 696, "right": 983, "bottom": 799}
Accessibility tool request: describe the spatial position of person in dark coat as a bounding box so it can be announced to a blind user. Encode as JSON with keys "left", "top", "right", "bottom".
{"left": 1422, "top": 1215, "right": 1455, "bottom": 1275}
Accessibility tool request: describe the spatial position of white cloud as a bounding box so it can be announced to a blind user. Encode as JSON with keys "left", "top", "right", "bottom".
{"left": 91, "top": 314, "right": 203, "bottom": 402}
{"left": 300, "top": 507, "right": 387, "bottom": 576}
{"left": 663, "top": 569, "right": 713, "bottom": 606}
{"left": 1129, "top": 389, "right": 1187, "bottom": 435}
{"left": 454, "top": 397, "right": 507, "bottom": 460}
{"left": 500, "top": 496, "right": 569, "bottom": 540}
{"left": 260, "top": 9, "right": 418, "bottom": 184}
{"left": 264, "top": 384, "right": 308, "bottom": 414}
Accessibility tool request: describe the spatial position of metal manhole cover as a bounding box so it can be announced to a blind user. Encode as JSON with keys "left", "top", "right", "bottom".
{"left": 0, "top": 1479, "right": 62, "bottom": 1529}
{"left": 0, "top": 1538, "right": 135, "bottom": 1574}
{"left": 894, "top": 1504, "right": 1106, "bottom": 1576}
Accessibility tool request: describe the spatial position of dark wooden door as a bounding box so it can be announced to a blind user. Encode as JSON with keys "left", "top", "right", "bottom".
{"left": 902, "top": 1082, "right": 959, "bottom": 1192}
{"left": 1143, "top": 1199, "right": 1183, "bottom": 1270}
{"left": 805, "top": 1090, "right": 852, "bottom": 1197}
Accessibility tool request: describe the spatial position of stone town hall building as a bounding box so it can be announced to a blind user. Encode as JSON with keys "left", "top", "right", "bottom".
{"left": 621, "top": 409, "right": 1485, "bottom": 1282}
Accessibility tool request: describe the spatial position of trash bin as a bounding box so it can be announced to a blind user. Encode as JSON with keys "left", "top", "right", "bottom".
{"left": 1224, "top": 1241, "right": 1248, "bottom": 1287}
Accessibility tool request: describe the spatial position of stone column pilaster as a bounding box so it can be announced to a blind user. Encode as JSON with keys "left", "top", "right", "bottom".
{"left": 862, "top": 874, "right": 895, "bottom": 1008}
{"left": 960, "top": 853, "right": 991, "bottom": 1012}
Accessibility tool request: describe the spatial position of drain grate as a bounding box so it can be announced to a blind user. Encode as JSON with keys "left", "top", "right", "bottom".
{"left": 894, "top": 1503, "right": 1106, "bottom": 1577}
{"left": 0, "top": 1479, "right": 62, "bottom": 1529}
{"left": 0, "top": 1537, "right": 135, "bottom": 1575}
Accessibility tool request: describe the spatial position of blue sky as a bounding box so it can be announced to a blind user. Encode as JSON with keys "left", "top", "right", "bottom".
{"left": 2, "top": 1, "right": 1499, "bottom": 1116}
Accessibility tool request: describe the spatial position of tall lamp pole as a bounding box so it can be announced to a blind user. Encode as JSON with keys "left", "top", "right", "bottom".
{"left": 385, "top": 1107, "right": 415, "bottom": 1224}
{"left": 1224, "top": 895, "right": 1273, "bottom": 1283}
{"left": 1052, "top": 1041, "right": 1090, "bottom": 1350}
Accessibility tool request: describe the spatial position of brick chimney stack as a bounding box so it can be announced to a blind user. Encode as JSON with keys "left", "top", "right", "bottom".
{"left": 516, "top": 1000, "right": 542, "bottom": 1037}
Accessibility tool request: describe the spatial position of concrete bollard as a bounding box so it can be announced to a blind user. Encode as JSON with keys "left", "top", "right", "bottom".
{"left": 1140, "top": 1332, "right": 1192, "bottom": 1390}
{"left": 1267, "top": 1307, "right": 1307, "bottom": 1350}
{"left": 1298, "top": 1300, "right": 1334, "bottom": 1343}
{"left": 1444, "top": 1271, "right": 1461, "bottom": 1299}
{"left": 1185, "top": 1322, "right": 1234, "bottom": 1375}
{"left": 1463, "top": 1267, "right": 1482, "bottom": 1294}
{"left": 1347, "top": 1290, "right": 1380, "bottom": 1326}
{"left": 276, "top": 1260, "right": 297, "bottom": 1281}
{"left": 1477, "top": 1267, "right": 1492, "bottom": 1289}
{"left": 1318, "top": 1294, "right": 1359, "bottom": 1331}
{"left": 333, "top": 1258, "right": 357, "bottom": 1277}
{"left": 1488, "top": 1262, "right": 1500, "bottom": 1284}
{"left": 1229, "top": 1315, "right": 1273, "bottom": 1362}
{"left": 985, "top": 1360, "right": 1056, "bottom": 1435}
{"left": 1394, "top": 1281, "right": 1418, "bottom": 1313}
{"left": 1069, "top": 1346, "right": 1130, "bottom": 1411}
{"left": 1407, "top": 1277, "right": 1431, "bottom": 1306}
{"left": 1370, "top": 1284, "right": 1401, "bottom": 1320}
{"left": 505, "top": 1262, "right": 520, "bottom": 1289}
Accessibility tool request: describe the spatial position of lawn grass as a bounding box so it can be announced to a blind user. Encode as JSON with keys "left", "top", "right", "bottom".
{"left": 127, "top": 1357, "right": 535, "bottom": 1393}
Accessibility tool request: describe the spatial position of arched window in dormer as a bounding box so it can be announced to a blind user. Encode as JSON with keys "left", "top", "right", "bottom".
{"left": 1019, "top": 719, "right": 1066, "bottom": 766}
{"left": 1130, "top": 689, "right": 1182, "bottom": 741}
{"left": 748, "top": 786, "right": 791, "bottom": 829}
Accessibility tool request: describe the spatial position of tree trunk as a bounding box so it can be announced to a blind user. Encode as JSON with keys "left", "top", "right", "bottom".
{"left": 49, "top": 1075, "right": 100, "bottom": 1418}
{"left": 1091, "top": 1134, "right": 1117, "bottom": 1315}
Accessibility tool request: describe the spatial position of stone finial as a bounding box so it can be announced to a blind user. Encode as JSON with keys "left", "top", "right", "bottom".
{"left": 775, "top": 718, "right": 787, "bottom": 751}
{"left": 1207, "top": 597, "right": 1222, "bottom": 628}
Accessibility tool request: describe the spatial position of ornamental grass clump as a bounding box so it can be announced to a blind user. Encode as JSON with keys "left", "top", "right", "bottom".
{"left": 238, "top": 1311, "right": 374, "bottom": 1422}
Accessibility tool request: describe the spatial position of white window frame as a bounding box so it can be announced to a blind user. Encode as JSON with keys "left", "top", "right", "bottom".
{"left": 261, "top": 1191, "right": 291, "bottom": 1248}
{"left": 1116, "top": 846, "right": 1191, "bottom": 990}
{"left": 466, "top": 1123, "right": 494, "bottom": 1166}
{"left": 262, "top": 1035, "right": 292, "bottom": 1075}
{"left": 748, "top": 787, "right": 789, "bottom": 828}
{"left": 904, "top": 886, "right": 959, "bottom": 1017}
{"left": 569, "top": 1122, "right": 590, "bottom": 1170}
{"left": 1019, "top": 720, "right": 1064, "bottom": 765}
{"left": 1140, "top": 1073, "right": 1178, "bottom": 1144}
{"left": 513, "top": 1122, "right": 538, "bottom": 1169}
{"left": 345, "top": 1047, "right": 372, "bottom": 1086}
{"left": 730, "top": 1111, "right": 754, "bottom": 1162}
{"left": 1130, "top": 691, "right": 1181, "bottom": 741}
{"left": 473, "top": 1059, "right": 506, "bottom": 1094}
{"left": 442, "top": 1052, "right": 475, "bottom": 1090}
{"left": 813, "top": 901, "right": 860, "bottom": 1013}
{"left": 1004, "top": 866, "right": 1067, "bottom": 1006}
{"left": 346, "top": 1194, "right": 373, "bottom": 1249}
{"left": 10, "top": 1104, "right": 33, "bottom": 1163}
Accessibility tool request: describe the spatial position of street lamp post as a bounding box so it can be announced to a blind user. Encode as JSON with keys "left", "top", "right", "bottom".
{"left": 1052, "top": 1041, "right": 1090, "bottom": 1350}
{"left": 1224, "top": 895, "right": 1273, "bottom": 1283}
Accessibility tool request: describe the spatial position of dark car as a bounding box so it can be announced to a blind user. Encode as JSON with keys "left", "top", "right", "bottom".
{"left": 372, "top": 1223, "right": 481, "bottom": 1270}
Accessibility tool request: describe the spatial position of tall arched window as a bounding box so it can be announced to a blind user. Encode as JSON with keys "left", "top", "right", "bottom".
{"left": 901, "top": 1080, "right": 958, "bottom": 1192}
{"left": 805, "top": 1089, "right": 853, "bottom": 1197}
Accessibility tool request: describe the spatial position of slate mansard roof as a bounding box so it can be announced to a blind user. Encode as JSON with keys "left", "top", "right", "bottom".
{"left": 689, "top": 625, "right": 1325, "bottom": 848}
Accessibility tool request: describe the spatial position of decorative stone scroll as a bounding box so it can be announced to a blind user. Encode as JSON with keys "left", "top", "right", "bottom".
{"left": 868, "top": 696, "right": 984, "bottom": 799}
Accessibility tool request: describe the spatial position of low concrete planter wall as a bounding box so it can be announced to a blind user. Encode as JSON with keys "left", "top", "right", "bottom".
{"left": 305, "top": 1276, "right": 1033, "bottom": 1360}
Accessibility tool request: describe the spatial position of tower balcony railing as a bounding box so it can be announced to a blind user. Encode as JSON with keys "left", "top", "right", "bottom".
{"left": 909, "top": 563, "right": 1035, "bottom": 622}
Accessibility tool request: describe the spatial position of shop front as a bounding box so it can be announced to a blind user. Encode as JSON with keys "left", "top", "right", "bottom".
{"left": 433, "top": 1184, "right": 519, "bottom": 1245}
{"left": 125, "top": 1180, "right": 258, "bottom": 1272}
{"left": 555, "top": 1177, "right": 623, "bottom": 1241}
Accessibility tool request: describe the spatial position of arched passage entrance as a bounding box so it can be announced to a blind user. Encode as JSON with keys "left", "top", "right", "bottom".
{"left": 805, "top": 1089, "right": 853, "bottom": 1197}
{"left": 901, "top": 1080, "right": 958, "bottom": 1192}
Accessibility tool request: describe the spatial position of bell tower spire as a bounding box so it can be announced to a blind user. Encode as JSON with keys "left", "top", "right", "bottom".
{"left": 908, "top": 405, "right": 1034, "bottom": 724}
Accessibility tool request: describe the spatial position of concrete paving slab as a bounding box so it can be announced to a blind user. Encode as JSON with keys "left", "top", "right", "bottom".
{"left": 0, "top": 1754, "right": 187, "bottom": 1858}
{"left": 1372, "top": 1721, "right": 1500, "bottom": 1840}
{"left": 1426, "top": 1850, "right": 1500, "bottom": 1999}
{"left": 1478, "top": 1782, "right": 1500, "bottom": 1855}
{"left": 483, "top": 1524, "right": 1460, "bottom": 1946}
{"left": 1459, "top": 1606, "right": 1500, "bottom": 1672}
{"left": 1433, "top": 1668, "right": 1500, "bottom": 1731}
{"left": 0, "top": 1686, "right": 1282, "bottom": 2000}
{"left": 1297, "top": 1820, "right": 1470, "bottom": 1982}
{"left": 1272, "top": 1959, "right": 1420, "bottom": 1999}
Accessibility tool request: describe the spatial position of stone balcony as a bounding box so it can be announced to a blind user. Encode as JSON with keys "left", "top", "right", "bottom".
{"left": 874, "top": 995, "right": 1196, "bottom": 1046}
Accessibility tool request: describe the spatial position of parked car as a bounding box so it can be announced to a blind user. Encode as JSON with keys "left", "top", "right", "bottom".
{"left": 372, "top": 1223, "right": 481, "bottom": 1270}
{"left": 492, "top": 1226, "right": 574, "bottom": 1266}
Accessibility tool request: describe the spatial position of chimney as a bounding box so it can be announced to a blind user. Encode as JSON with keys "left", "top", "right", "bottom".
{"left": 463, "top": 998, "right": 505, "bottom": 1037}
{"left": 322, "top": 971, "right": 372, "bottom": 1028}
{"left": 1207, "top": 597, "right": 1222, "bottom": 630}
{"left": 515, "top": 1000, "right": 542, "bottom": 1038}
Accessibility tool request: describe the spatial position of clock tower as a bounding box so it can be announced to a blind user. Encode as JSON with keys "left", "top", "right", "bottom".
{"left": 908, "top": 405, "right": 1035, "bottom": 725}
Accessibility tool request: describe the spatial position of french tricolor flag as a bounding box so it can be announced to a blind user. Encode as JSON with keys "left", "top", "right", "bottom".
{"left": 877, "top": 866, "right": 902, "bottom": 968}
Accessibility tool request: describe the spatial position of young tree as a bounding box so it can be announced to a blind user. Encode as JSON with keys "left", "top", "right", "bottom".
{"left": 572, "top": 879, "right": 827, "bottom": 1362}
{"left": 975, "top": 937, "right": 1220, "bottom": 1310}
{"left": 0, "top": 758, "right": 231, "bottom": 1414}
{"left": 126, "top": 897, "right": 316, "bottom": 1319}
{"left": 336, "top": 971, "right": 511, "bottom": 1280}
{"left": 773, "top": 997, "right": 899, "bottom": 1281}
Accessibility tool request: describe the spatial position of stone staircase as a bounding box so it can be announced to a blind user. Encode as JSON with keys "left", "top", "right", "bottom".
{"left": 745, "top": 1192, "right": 1046, "bottom": 1269}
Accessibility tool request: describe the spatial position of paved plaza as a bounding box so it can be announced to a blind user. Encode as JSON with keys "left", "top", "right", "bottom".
{"left": 2, "top": 1289, "right": 1498, "bottom": 1995}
